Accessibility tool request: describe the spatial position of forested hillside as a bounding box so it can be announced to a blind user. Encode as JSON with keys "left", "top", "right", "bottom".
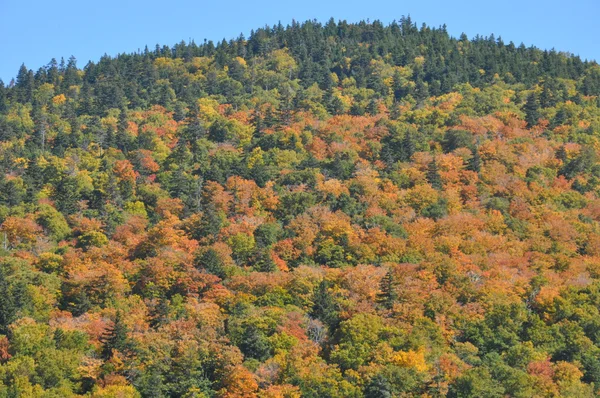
{"left": 1, "top": 17, "right": 600, "bottom": 397}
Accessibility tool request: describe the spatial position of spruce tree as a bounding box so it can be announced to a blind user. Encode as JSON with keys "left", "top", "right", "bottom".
{"left": 556, "top": 145, "right": 568, "bottom": 163}
{"left": 15, "top": 64, "right": 34, "bottom": 103}
{"left": 149, "top": 297, "right": 170, "bottom": 328}
{"left": 524, "top": 92, "right": 541, "bottom": 127}
{"left": 376, "top": 269, "right": 399, "bottom": 311}
{"left": 468, "top": 146, "right": 481, "bottom": 172}
{"left": 427, "top": 157, "right": 443, "bottom": 189}
{"left": 253, "top": 249, "right": 277, "bottom": 272}
{"left": 101, "top": 311, "right": 130, "bottom": 359}
{"left": 53, "top": 175, "right": 80, "bottom": 215}
{"left": 401, "top": 131, "right": 416, "bottom": 162}
{"left": 0, "top": 80, "right": 6, "bottom": 113}
{"left": 311, "top": 280, "right": 340, "bottom": 331}
{"left": 365, "top": 374, "right": 393, "bottom": 398}
{"left": 195, "top": 248, "right": 226, "bottom": 279}
{"left": 183, "top": 104, "right": 205, "bottom": 143}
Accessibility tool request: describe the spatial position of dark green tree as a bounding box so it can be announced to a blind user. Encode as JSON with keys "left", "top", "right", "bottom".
{"left": 311, "top": 280, "right": 340, "bottom": 331}
{"left": 468, "top": 146, "right": 482, "bottom": 172}
{"left": 401, "top": 131, "right": 417, "bottom": 162}
{"left": 195, "top": 248, "right": 226, "bottom": 279}
{"left": 524, "top": 92, "right": 541, "bottom": 127}
{"left": 365, "top": 374, "right": 393, "bottom": 398}
{"left": 376, "top": 269, "right": 399, "bottom": 311}
{"left": 427, "top": 157, "right": 443, "bottom": 189}
{"left": 101, "top": 311, "right": 131, "bottom": 359}
{"left": 239, "top": 324, "right": 271, "bottom": 361}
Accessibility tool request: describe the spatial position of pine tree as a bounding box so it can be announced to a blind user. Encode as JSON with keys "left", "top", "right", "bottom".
{"left": 183, "top": 104, "right": 205, "bottom": 143}
{"left": 0, "top": 80, "right": 6, "bottom": 113}
{"left": 251, "top": 109, "right": 264, "bottom": 141}
{"left": 415, "top": 79, "right": 429, "bottom": 105}
{"left": 53, "top": 175, "right": 80, "bottom": 215}
{"left": 15, "top": 64, "right": 34, "bottom": 103}
{"left": 365, "top": 374, "right": 393, "bottom": 398}
{"left": 46, "top": 58, "right": 59, "bottom": 86}
{"left": 376, "top": 269, "right": 399, "bottom": 311}
{"left": 552, "top": 107, "right": 568, "bottom": 127}
{"left": 524, "top": 92, "right": 541, "bottom": 127}
{"left": 253, "top": 249, "right": 276, "bottom": 272}
{"left": 389, "top": 101, "right": 401, "bottom": 120}
{"left": 103, "top": 125, "right": 116, "bottom": 149}
{"left": 195, "top": 248, "right": 226, "bottom": 278}
{"left": 149, "top": 297, "right": 170, "bottom": 328}
{"left": 401, "top": 131, "right": 416, "bottom": 162}
{"left": 468, "top": 146, "right": 481, "bottom": 172}
{"left": 239, "top": 324, "right": 271, "bottom": 361}
{"left": 116, "top": 107, "right": 132, "bottom": 153}
{"left": 556, "top": 145, "right": 568, "bottom": 163}
{"left": 173, "top": 101, "right": 187, "bottom": 122}
{"left": 0, "top": 268, "right": 17, "bottom": 334}
{"left": 311, "top": 280, "right": 340, "bottom": 331}
{"left": 263, "top": 106, "right": 279, "bottom": 127}
{"left": 101, "top": 311, "right": 130, "bottom": 359}
{"left": 427, "top": 157, "right": 443, "bottom": 189}
{"left": 62, "top": 56, "right": 81, "bottom": 89}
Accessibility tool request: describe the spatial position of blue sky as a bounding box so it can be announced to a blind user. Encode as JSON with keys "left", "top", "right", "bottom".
{"left": 1, "top": 0, "right": 598, "bottom": 82}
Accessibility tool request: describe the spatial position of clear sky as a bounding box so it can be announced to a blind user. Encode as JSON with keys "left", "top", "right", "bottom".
{"left": 1, "top": 0, "right": 598, "bottom": 82}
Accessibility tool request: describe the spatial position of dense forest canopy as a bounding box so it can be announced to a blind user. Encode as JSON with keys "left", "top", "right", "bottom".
{"left": 1, "top": 17, "right": 600, "bottom": 397}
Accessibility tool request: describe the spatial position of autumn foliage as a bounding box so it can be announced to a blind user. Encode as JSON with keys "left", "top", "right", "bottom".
{"left": 0, "top": 17, "right": 600, "bottom": 397}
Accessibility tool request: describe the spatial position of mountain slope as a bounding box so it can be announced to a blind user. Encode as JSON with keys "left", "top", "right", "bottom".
{"left": 0, "top": 18, "right": 600, "bottom": 397}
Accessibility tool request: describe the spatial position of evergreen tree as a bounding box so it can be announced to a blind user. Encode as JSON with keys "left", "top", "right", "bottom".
{"left": 195, "top": 248, "right": 226, "bottom": 279}
{"left": 116, "top": 107, "right": 132, "bottom": 153}
{"left": 365, "top": 374, "right": 393, "bottom": 398}
{"left": 15, "top": 64, "right": 34, "bottom": 103}
{"left": 311, "top": 280, "right": 340, "bottom": 331}
{"left": 62, "top": 56, "right": 81, "bottom": 89}
{"left": 376, "top": 269, "right": 399, "bottom": 311}
{"left": 401, "top": 131, "right": 416, "bottom": 162}
{"left": 173, "top": 101, "right": 187, "bottom": 122}
{"left": 552, "top": 107, "right": 568, "bottom": 127}
{"left": 53, "top": 175, "right": 80, "bottom": 215}
{"left": 468, "top": 146, "right": 482, "bottom": 172}
{"left": 427, "top": 157, "right": 443, "bottom": 189}
{"left": 239, "top": 324, "right": 271, "bottom": 361}
{"left": 415, "top": 79, "right": 429, "bottom": 104}
{"left": 253, "top": 249, "right": 277, "bottom": 272}
{"left": 149, "top": 297, "right": 170, "bottom": 328}
{"left": 0, "top": 267, "right": 18, "bottom": 334}
{"left": 182, "top": 104, "right": 205, "bottom": 143}
{"left": 556, "top": 145, "right": 568, "bottom": 163}
{"left": 101, "top": 311, "right": 130, "bottom": 359}
{"left": 524, "top": 92, "right": 541, "bottom": 127}
{"left": 45, "top": 58, "right": 60, "bottom": 86}
{"left": 0, "top": 80, "right": 6, "bottom": 112}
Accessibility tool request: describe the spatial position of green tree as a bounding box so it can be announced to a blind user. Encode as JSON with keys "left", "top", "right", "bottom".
{"left": 101, "top": 311, "right": 131, "bottom": 359}
{"left": 377, "top": 269, "right": 399, "bottom": 311}
{"left": 427, "top": 157, "right": 443, "bottom": 190}
{"left": 311, "top": 280, "right": 340, "bottom": 331}
{"left": 524, "top": 92, "right": 541, "bottom": 127}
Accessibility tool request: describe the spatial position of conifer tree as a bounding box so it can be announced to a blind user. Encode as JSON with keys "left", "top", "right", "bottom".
{"left": 427, "top": 157, "right": 443, "bottom": 189}
{"left": 101, "top": 311, "right": 130, "bottom": 359}
{"left": 376, "top": 269, "right": 399, "bottom": 311}
{"left": 365, "top": 374, "right": 393, "bottom": 398}
{"left": 311, "top": 280, "right": 340, "bottom": 331}
{"left": 524, "top": 92, "right": 541, "bottom": 127}
{"left": 401, "top": 131, "right": 416, "bottom": 162}
{"left": 468, "top": 146, "right": 482, "bottom": 172}
{"left": 556, "top": 145, "right": 568, "bottom": 163}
